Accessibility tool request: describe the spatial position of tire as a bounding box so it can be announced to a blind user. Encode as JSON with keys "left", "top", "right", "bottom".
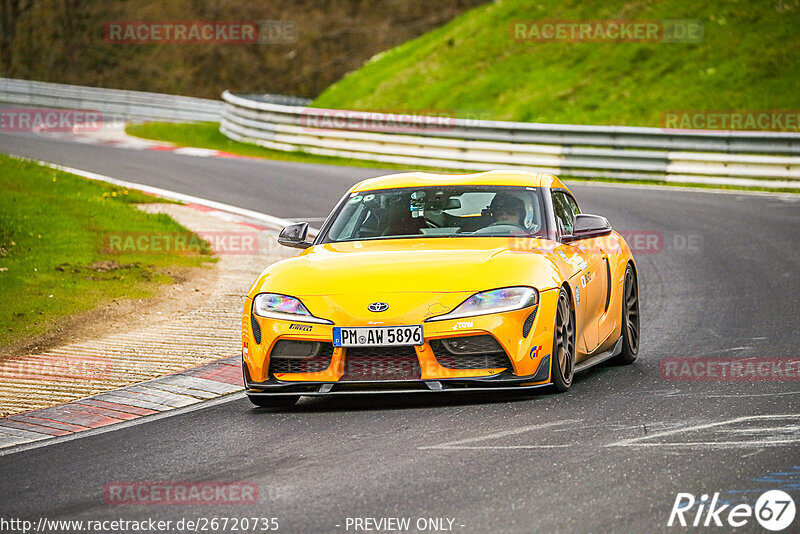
{"left": 613, "top": 264, "right": 640, "bottom": 365}
{"left": 247, "top": 395, "right": 299, "bottom": 408}
{"left": 550, "top": 288, "right": 575, "bottom": 392}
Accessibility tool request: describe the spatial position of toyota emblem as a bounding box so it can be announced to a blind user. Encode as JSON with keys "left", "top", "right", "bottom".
{"left": 368, "top": 302, "right": 389, "bottom": 312}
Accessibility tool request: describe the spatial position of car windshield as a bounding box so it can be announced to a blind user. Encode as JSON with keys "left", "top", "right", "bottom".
{"left": 323, "top": 185, "right": 547, "bottom": 242}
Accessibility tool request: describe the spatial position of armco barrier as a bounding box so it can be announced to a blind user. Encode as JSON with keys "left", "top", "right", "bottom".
{"left": 0, "top": 79, "right": 310, "bottom": 123}
{"left": 220, "top": 91, "right": 800, "bottom": 188}
{"left": 2, "top": 78, "right": 796, "bottom": 188}
{"left": 1, "top": 78, "right": 222, "bottom": 122}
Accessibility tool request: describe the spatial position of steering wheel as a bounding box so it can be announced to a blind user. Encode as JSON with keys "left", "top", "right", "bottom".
{"left": 490, "top": 221, "right": 526, "bottom": 230}
{"left": 472, "top": 222, "right": 527, "bottom": 235}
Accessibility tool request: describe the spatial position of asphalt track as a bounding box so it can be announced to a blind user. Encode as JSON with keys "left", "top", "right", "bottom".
{"left": 1, "top": 132, "right": 799, "bottom": 533}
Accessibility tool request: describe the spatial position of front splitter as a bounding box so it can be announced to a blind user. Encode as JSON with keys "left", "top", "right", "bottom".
{"left": 244, "top": 354, "right": 552, "bottom": 396}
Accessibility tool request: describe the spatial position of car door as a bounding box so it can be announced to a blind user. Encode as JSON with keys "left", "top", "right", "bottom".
{"left": 552, "top": 190, "right": 607, "bottom": 354}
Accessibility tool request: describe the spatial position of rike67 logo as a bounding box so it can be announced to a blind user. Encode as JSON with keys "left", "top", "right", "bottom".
{"left": 668, "top": 490, "right": 796, "bottom": 531}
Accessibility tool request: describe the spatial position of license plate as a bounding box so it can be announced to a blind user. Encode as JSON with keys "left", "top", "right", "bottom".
{"left": 332, "top": 325, "right": 423, "bottom": 347}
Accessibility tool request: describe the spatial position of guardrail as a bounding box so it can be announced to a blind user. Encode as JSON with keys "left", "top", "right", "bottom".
{"left": 0, "top": 78, "right": 223, "bottom": 123}
{"left": 220, "top": 91, "right": 800, "bottom": 188}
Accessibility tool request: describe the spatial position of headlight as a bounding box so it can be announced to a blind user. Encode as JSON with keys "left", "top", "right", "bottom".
{"left": 252, "top": 293, "right": 332, "bottom": 324}
{"left": 426, "top": 287, "right": 538, "bottom": 322}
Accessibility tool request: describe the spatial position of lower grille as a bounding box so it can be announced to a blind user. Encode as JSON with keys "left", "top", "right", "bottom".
{"left": 341, "top": 346, "right": 421, "bottom": 381}
{"left": 431, "top": 337, "right": 513, "bottom": 370}
{"left": 269, "top": 342, "right": 334, "bottom": 374}
{"left": 436, "top": 334, "right": 504, "bottom": 355}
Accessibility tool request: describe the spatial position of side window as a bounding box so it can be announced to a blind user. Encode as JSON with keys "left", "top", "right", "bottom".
{"left": 552, "top": 191, "right": 581, "bottom": 236}
{"left": 552, "top": 191, "right": 579, "bottom": 235}
{"left": 563, "top": 194, "right": 580, "bottom": 219}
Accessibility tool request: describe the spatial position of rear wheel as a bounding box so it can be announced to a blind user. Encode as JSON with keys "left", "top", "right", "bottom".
{"left": 550, "top": 288, "right": 575, "bottom": 392}
{"left": 247, "top": 395, "right": 299, "bottom": 408}
{"left": 613, "top": 264, "right": 640, "bottom": 364}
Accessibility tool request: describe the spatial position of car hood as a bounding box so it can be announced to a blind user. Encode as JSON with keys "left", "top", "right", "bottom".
{"left": 251, "top": 237, "right": 564, "bottom": 297}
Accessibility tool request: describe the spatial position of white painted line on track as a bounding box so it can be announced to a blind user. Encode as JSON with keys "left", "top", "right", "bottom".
{"left": 612, "top": 439, "right": 798, "bottom": 448}
{"left": 4, "top": 154, "right": 307, "bottom": 232}
{"left": 171, "top": 147, "right": 221, "bottom": 157}
{"left": 663, "top": 391, "right": 800, "bottom": 398}
{"left": 607, "top": 414, "right": 800, "bottom": 449}
{"left": 419, "top": 419, "right": 577, "bottom": 450}
{"left": 722, "top": 425, "right": 800, "bottom": 434}
{"left": 421, "top": 415, "right": 800, "bottom": 452}
{"left": 427, "top": 444, "right": 572, "bottom": 450}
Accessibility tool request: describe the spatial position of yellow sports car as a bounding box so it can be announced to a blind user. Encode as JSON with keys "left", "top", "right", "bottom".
{"left": 241, "top": 171, "right": 639, "bottom": 407}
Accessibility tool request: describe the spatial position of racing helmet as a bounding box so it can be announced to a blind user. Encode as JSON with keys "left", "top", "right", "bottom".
{"left": 489, "top": 192, "right": 526, "bottom": 225}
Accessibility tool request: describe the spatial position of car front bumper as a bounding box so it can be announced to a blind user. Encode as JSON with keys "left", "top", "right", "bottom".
{"left": 243, "top": 353, "right": 552, "bottom": 396}
{"left": 241, "top": 289, "right": 560, "bottom": 395}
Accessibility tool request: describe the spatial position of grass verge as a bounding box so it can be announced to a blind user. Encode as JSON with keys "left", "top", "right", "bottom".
{"left": 126, "top": 121, "right": 421, "bottom": 172}
{"left": 0, "top": 154, "right": 216, "bottom": 353}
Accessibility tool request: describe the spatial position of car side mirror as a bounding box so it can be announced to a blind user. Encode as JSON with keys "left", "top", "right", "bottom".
{"left": 278, "top": 222, "right": 312, "bottom": 249}
{"left": 563, "top": 214, "right": 612, "bottom": 242}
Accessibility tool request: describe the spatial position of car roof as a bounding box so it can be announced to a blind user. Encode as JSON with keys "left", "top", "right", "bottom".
{"left": 350, "top": 170, "right": 570, "bottom": 194}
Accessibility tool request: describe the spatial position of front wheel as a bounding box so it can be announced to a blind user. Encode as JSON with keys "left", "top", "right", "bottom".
{"left": 613, "top": 264, "right": 640, "bottom": 365}
{"left": 550, "top": 288, "right": 575, "bottom": 392}
{"left": 247, "top": 395, "right": 299, "bottom": 408}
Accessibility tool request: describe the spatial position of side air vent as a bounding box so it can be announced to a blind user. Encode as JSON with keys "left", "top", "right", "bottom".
{"left": 251, "top": 313, "right": 262, "bottom": 345}
{"left": 522, "top": 306, "right": 538, "bottom": 338}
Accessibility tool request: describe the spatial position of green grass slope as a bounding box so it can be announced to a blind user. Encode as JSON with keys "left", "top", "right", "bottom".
{"left": 0, "top": 155, "right": 214, "bottom": 352}
{"left": 313, "top": 0, "right": 800, "bottom": 126}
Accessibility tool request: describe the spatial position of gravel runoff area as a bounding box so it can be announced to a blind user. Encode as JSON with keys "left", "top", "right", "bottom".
{"left": 0, "top": 203, "right": 294, "bottom": 418}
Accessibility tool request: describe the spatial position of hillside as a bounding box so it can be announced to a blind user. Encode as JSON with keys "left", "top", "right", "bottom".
{"left": 1, "top": 0, "right": 484, "bottom": 99}
{"left": 312, "top": 0, "right": 800, "bottom": 126}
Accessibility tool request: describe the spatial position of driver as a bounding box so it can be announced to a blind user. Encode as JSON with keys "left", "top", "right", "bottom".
{"left": 489, "top": 193, "right": 526, "bottom": 228}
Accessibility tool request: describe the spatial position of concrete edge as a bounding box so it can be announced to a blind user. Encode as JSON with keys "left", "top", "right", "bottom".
{"left": 0, "top": 354, "right": 245, "bottom": 452}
